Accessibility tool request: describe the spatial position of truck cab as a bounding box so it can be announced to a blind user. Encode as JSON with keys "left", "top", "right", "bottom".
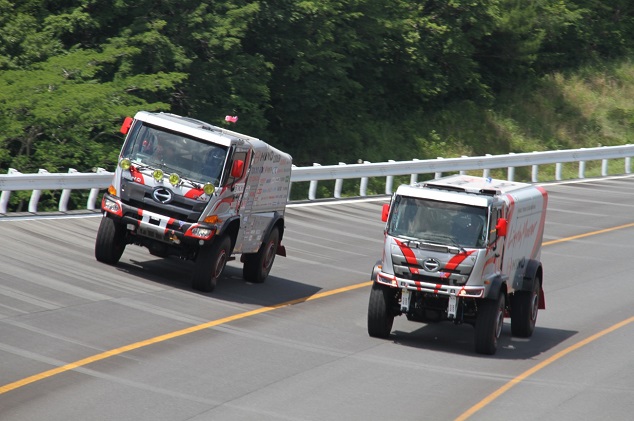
{"left": 95, "top": 112, "right": 292, "bottom": 292}
{"left": 368, "top": 175, "right": 548, "bottom": 354}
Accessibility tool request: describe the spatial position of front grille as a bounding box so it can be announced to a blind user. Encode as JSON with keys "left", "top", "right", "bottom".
{"left": 392, "top": 253, "right": 468, "bottom": 286}
{"left": 121, "top": 180, "right": 206, "bottom": 222}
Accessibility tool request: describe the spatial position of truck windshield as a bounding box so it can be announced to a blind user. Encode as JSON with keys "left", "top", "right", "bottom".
{"left": 121, "top": 123, "right": 228, "bottom": 185}
{"left": 387, "top": 196, "right": 488, "bottom": 248}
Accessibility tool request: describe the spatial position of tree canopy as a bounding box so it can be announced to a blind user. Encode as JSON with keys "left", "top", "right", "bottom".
{"left": 1, "top": 0, "right": 633, "bottom": 174}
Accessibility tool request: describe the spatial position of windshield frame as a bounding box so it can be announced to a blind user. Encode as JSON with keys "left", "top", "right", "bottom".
{"left": 387, "top": 195, "right": 489, "bottom": 249}
{"left": 121, "top": 122, "right": 229, "bottom": 186}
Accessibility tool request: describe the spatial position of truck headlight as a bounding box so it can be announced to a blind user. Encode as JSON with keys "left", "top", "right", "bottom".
{"left": 102, "top": 197, "right": 123, "bottom": 216}
{"left": 186, "top": 226, "right": 216, "bottom": 240}
{"left": 153, "top": 169, "right": 164, "bottom": 181}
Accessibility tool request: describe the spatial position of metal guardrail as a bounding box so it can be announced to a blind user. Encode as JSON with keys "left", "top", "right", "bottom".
{"left": 1, "top": 144, "right": 633, "bottom": 214}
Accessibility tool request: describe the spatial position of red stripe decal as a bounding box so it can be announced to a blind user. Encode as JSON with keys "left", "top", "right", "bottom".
{"left": 394, "top": 239, "right": 418, "bottom": 266}
{"left": 184, "top": 188, "right": 204, "bottom": 199}
{"left": 445, "top": 250, "right": 475, "bottom": 271}
{"left": 130, "top": 166, "right": 145, "bottom": 185}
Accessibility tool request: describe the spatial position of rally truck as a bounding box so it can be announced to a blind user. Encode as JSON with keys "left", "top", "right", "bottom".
{"left": 95, "top": 111, "right": 292, "bottom": 292}
{"left": 367, "top": 175, "right": 548, "bottom": 354}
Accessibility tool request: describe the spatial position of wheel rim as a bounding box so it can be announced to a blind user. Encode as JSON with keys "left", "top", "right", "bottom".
{"left": 495, "top": 298, "right": 505, "bottom": 338}
{"left": 262, "top": 241, "right": 276, "bottom": 270}
{"left": 213, "top": 250, "right": 227, "bottom": 278}
{"left": 530, "top": 291, "right": 539, "bottom": 321}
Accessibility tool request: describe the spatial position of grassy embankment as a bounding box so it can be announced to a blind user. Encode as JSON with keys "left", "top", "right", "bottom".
{"left": 304, "top": 60, "right": 634, "bottom": 200}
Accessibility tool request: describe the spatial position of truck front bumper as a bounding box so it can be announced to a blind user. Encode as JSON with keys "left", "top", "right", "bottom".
{"left": 101, "top": 194, "right": 216, "bottom": 246}
{"left": 376, "top": 271, "right": 485, "bottom": 298}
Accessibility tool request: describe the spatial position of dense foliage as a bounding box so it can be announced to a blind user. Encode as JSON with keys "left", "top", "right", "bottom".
{"left": 1, "top": 0, "right": 633, "bottom": 177}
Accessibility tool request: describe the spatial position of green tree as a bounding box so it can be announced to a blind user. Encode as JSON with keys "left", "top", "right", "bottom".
{"left": 0, "top": 46, "right": 186, "bottom": 173}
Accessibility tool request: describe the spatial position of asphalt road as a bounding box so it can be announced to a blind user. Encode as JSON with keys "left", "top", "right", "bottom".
{"left": 1, "top": 176, "right": 633, "bottom": 421}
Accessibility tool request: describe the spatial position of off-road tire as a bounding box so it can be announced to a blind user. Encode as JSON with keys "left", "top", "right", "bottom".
{"left": 243, "top": 227, "right": 280, "bottom": 283}
{"left": 95, "top": 217, "right": 126, "bottom": 264}
{"left": 192, "top": 236, "right": 231, "bottom": 292}
{"left": 475, "top": 293, "right": 505, "bottom": 355}
{"left": 511, "top": 277, "right": 541, "bottom": 337}
{"left": 367, "top": 282, "right": 396, "bottom": 338}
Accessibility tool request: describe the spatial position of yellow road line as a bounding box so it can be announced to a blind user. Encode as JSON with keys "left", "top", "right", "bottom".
{"left": 543, "top": 222, "right": 634, "bottom": 246}
{"left": 0, "top": 282, "right": 371, "bottom": 395}
{"left": 2, "top": 221, "right": 633, "bottom": 397}
{"left": 454, "top": 316, "right": 634, "bottom": 421}
{"left": 454, "top": 221, "right": 634, "bottom": 420}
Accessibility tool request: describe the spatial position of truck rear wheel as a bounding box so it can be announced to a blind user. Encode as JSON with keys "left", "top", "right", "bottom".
{"left": 243, "top": 227, "right": 280, "bottom": 283}
{"left": 192, "top": 236, "right": 231, "bottom": 292}
{"left": 511, "top": 277, "right": 540, "bottom": 337}
{"left": 367, "top": 282, "right": 396, "bottom": 338}
{"left": 475, "top": 293, "right": 505, "bottom": 355}
{"left": 95, "top": 216, "right": 126, "bottom": 264}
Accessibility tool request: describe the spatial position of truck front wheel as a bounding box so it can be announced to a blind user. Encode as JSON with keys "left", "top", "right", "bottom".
{"left": 192, "top": 236, "right": 231, "bottom": 292}
{"left": 95, "top": 216, "right": 126, "bottom": 264}
{"left": 475, "top": 293, "right": 505, "bottom": 355}
{"left": 367, "top": 282, "right": 396, "bottom": 338}
{"left": 243, "top": 227, "right": 280, "bottom": 283}
{"left": 511, "top": 277, "right": 541, "bottom": 337}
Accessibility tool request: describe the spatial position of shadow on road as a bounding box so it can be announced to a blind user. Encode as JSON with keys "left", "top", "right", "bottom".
{"left": 114, "top": 254, "right": 322, "bottom": 308}
{"left": 390, "top": 322, "right": 577, "bottom": 360}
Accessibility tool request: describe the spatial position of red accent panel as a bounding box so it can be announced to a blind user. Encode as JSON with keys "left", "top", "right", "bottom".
{"left": 130, "top": 166, "right": 145, "bottom": 185}
{"left": 445, "top": 250, "right": 475, "bottom": 271}
{"left": 394, "top": 239, "right": 418, "bottom": 265}
{"left": 184, "top": 188, "right": 204, "bottom": 199}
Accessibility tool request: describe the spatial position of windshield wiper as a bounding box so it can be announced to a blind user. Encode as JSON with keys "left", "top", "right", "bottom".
{"left": 412, "top": 233, "right": 467, "bottom": 254}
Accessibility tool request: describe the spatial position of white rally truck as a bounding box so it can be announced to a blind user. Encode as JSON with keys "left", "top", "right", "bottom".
{"left": 95, "top": 111, "right": 292, "bottom": 292}
{"left": 367, "top": 175, "right": 548, "bottom": 354}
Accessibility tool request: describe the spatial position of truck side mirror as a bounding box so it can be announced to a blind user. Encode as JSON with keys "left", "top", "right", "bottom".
{"left": 496, "top": 218, "right": 508, "bottom": 237}
{"left": 120, "top": 116, "right": 133, "bottom": 135}
{"left": 381, "top": 204, "right": 390, "bottom": 222}
{"left": 231, "top": 159, "right": 245, "bottom": 178}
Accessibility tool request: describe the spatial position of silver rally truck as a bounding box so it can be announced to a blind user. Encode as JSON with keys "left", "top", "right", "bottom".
{"left": 367, "top": 175, "right": 548, "bottom": 354}
{"left": 95, "top": 111, "right": 292, "bottom": 292}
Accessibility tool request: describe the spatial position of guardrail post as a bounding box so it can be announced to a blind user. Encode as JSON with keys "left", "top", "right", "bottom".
{"left": 531, "top": 152, "right": 539, "bottom": 182}
{"left": 555, "top": 162, "right": 563, "bottom": 180}
{"left": 28, "top": 169, "right": 49, "bottom": 212}
{"left": 385, "top": 160, "right": 395, "bottom": 194}
{"left": 360, "top": 161, "right": 370, "bottom": 196}
{"left": 579, "top": 160, "right": 586, "bottom": 179}
{"left": 626, "top": 157, "right": 631, "bottom": 174}
{"left": 87, "top": 167, "right": 108, "bottom": 209}
{"left": 308, "top": 163, "right": 320, "bottom": 200}
{"left": 434, "top": 157, "right": 443, "bottom": 179}
{"left": 507, "top": 153, "right": 515, "bottom": 181}
{"left": 334, "top": 162, "right": 346, "bottom": 199}
{"left": 410, "top": 159, "right": 419, "bottom": 184}
{"left": 601, "top": 159, "right": 608, "bottom": 177}
{"left": 531, "top": 165, "right": 539, "bottom": 182}
{"left": 482, "top": 154, "right": 491, "bottom": 179}
{"left": 459, "top": 156, "right": 468, "bottom": 175}
{"left": 0, "top": 168, "right": 21, "bottom": 214}
{"left": 59, "top": 168, "right": 78, "bottom": 212}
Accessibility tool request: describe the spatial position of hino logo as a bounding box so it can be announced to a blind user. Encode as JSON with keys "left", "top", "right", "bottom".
{"left": 152, "top": 187, "right": 173, "bottom": 204}
{"left": 422, "top": 258, "right": 441, "bottom": 272}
